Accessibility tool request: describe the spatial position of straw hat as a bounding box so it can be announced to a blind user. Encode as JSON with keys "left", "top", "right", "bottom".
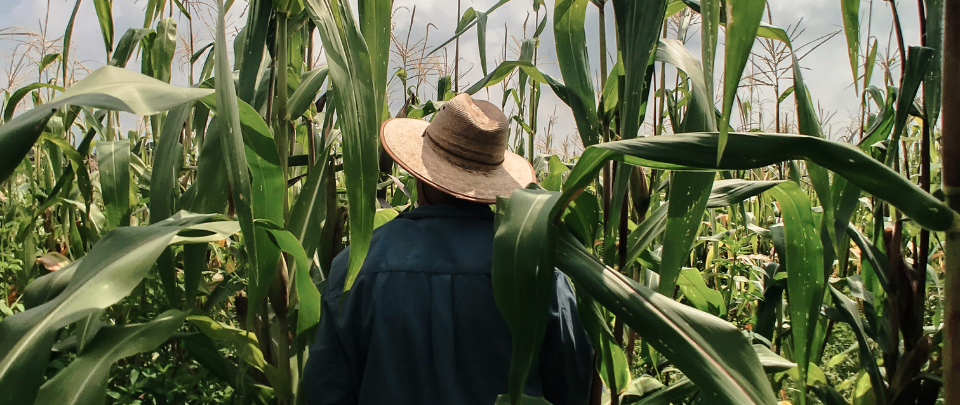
{"left": 380, "top": 94, "right": 536, "bottom": 204}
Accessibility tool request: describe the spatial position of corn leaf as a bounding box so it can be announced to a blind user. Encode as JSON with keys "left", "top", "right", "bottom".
{"left": 552, "top": 132, "right": 956, "bottom": 232}
{"left": 93, "top": 0, "right": 114, "bottom": 55}
{"left": 840, "top": 0, "right": 860, "bottom": 93}
{"left": 556, "top": 229, "right": 775, "bottom": 404}
{"left": 0, "top": 213, "right": 233, "bottom": 404}
{"left": 97, "top": 140, "right": 131, "bottom": 229}
{"left": 717, "top": 0, "right": 766, "bottom": 162}
{"left": 554, "top": 0, "right": 601, "bottom": 146}
{"left": 493, "top": 187, "right": 561, "bottom": 404}
{"left": 611, "top": 0, "right": 667, "bottom": 140}
{"left": 0, "top": 66, "right": 209, "bottom": 184}
{"left": 215, "top": 0, "right": 262, "bottom": 325}
{"left": 34, "top": 310, "right": 190, "bottom": 405}
{"left": 306, "top": 0, "right": 381, "bottom": 292}
{"left": 768, "top": 181, "right": 824, "bottom": 402}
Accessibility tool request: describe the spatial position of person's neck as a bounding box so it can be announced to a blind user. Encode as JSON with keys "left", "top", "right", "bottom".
{"left": 417, "top": 181, "right": 461, "bottom": 206}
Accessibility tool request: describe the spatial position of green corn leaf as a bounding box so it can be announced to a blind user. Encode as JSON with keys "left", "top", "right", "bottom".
{"left": 287, "top": 143, "right": 336, "bottom": 273}
{"left": 34, "top": 310, "right": 190, "bottom": 405}
{"left": 182, "top": 333, "right": 275, "bottom": 403}
{"left": 624, "top": 203, "right": 669, "bottom": 267}
{"left": 214, "top": 0, "right": 262, "bottom": 326}
{"left": 110, "top": 28, "right": 155, "bottom": 68}
{"left": 611, "top": 0, "right": 667, "bottom": 140}
{"left": 477, "top": 11, "right": 489, "bottom": 76}
{"left": 0, "top": 213, "right": 234, "bottom": 404}
{"left": 62, "top": 0, "right": 82, "bottom": 81}
{"left": 655, "top": 39, "right": 716, "bottom": 132}
{"left": 183, "top": 243, "right": 207, "bottom": 307}
{"left": 97, "top": 140, "right": 131, "bottom": 229}
{"left": 754, "top": 344, "right": 796, "bottom": 373}
{"left": 306, "top": 0, "right": 381, "bottom": 292}
{"left": 493, "top": 187, "right": 561, "bottom": 404}
{"left": 3, "top": 82, "right": 65, "bottom": 121}
{"left": 885, "top": 46, "right": 934, "bottom": 168}
{"left": 554, "top": 0, "right": 601, "bottom": 146}
{"left": 0, "top": 65, "right": 211, "bottom": 183}
{"left": 150, "top": 18, "right": 178, "bottom": 83}
{"left": 287, "top": 66, "right": 329, "bottom": 119}
{"left": 256, "top": 220, "right": 321, "bottom": 336}
{"left": 924, "top": 0, "right": 944, "bottom": 125}
{"left": 677, "top": 267, "right": 726, "bottom": 316}
{"left": 707, "top": 179, "right": 782, "bottom": 207}
{"left": 426, "top": 0, "right": 513, "bottom": 56}
{"left": 238, "top": 0, "right": 271, "bottom": 103}
{"left": 829, "top": 285, "right": 886, "bottom": 401}
{"left": 699, "top": 0, "right": 720, "bottom": 101}
{"left": 556, "top": 229, "right": 775, "bottom": 404}
{"left": 151, "top": 102, "right": 190, "bottom": 307}
{"left": 150, "top": 102, "right": 191, "bottom": 223}
{"left": 859, "top": 86, "right": 896, "bottom": 152}
{"left": 181, "top": 116, "right": 230, "bottom": 214}
{"left": 633, "top": 378, "right": 698, "bottom": 404}
{"left": 845, "top": 224, "right": 891, "bottom": 294}
{"left": 717, "top": 0, "right": 766, "bottom": 163}
{"left": 358, "top": 0, "right": 392, "bottom": 112}
{"left": 768, "top": 182, "right": 824, "bottom": 401}
{"left": 199, "top": 93, "right": 284, "bottom": 320}
{"left": 551, "top": 132, "right": 956, "bottom": 232}
{"left": 840, "top": 0, "right": 860, "bottom": 93}
{"left": 93, "top": 0, "right": 114, "bottom": 55}
{"left": 187, "top": 315, "right": 290, "bottom": 396}
{"left": 659, "top": 172, "right": 714, "bottom": 296}
{"left": 579, "top": 295, "right": 632, "bottom": 396}
{"left": 542, "top": 155, "right": 570, "bottom": 191}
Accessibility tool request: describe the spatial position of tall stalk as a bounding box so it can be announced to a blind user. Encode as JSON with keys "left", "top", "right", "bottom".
{"left": 942, "top": 1, "right": 960, "bottom": 403}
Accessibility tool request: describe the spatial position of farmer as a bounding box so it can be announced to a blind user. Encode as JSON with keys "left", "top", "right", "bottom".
{"left": 302, "top": 94, "right": 594, "bottom": 405}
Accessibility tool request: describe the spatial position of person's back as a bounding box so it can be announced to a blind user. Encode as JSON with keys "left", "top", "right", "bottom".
{"left": 303, "top": 201, "right": 593, "bottom": 404}
{"left": 301, "top": 94, "right": 593, "bottom": 404}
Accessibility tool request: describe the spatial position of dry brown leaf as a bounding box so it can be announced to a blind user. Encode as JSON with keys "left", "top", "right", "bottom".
{"left": 37, "top": 252, "right": 70, "bottom": 272}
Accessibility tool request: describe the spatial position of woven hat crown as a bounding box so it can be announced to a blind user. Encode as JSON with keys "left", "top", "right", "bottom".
{"left": 425, "top": 94, "right": 509, "bottom": 171}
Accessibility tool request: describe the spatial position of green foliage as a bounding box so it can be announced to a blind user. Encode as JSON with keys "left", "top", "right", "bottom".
{"left": 0, "top": 0, "right": 952, "bottom": 404}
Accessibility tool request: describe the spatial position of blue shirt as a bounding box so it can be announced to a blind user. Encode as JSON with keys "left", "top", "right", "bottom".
{"left": 302, "top": 201, "right": 594, "bottom": 405}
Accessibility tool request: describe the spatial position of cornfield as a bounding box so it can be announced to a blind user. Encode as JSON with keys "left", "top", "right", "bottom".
{"left": 0, "top": 0, "right": 957, "bottom": 404}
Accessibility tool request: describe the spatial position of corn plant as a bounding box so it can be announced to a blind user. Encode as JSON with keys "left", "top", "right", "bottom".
{"left": 0, "top": 0, "right": 957, "bottom": 404}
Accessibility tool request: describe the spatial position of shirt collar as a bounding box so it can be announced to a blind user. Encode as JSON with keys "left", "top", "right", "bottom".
{"left": 398, "top": 200, "right": 494, "bottom": 220}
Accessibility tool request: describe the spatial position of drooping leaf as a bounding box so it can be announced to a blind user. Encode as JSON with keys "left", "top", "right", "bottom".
{"left": 34, "top": 310, "right": 190, "bottom": 405}
{"left": 0, "top": 213, "right": 235, "bottom": 404}
{"left": 0, "top": 65, "right": 211, "bottom": 183}
{"left": 551, "top": 132, "right": 956, "bottom": 232}
{"left": 556, "top": 229, "right": 776, "bottom": 404}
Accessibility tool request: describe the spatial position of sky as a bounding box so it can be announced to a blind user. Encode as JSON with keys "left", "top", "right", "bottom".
{"left": 0, "top": 0, "right": 929, "bottom": 148}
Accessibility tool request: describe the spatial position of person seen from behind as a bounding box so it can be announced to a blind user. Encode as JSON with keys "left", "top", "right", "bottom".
{"left": 301, "top": 94, "right": 594, "bottom": 404}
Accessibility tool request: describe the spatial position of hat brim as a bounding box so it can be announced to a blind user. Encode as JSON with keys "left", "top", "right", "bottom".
{"left": 380, "top": 118, "right": 536, "bottom": 204}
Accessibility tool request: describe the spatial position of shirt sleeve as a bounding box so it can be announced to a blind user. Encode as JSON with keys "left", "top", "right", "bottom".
{"left": 538, "top": 271, "right": 595, "bottom": 405}
{"left": 302, "top": 252, "right": 357, "bottom": 405}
